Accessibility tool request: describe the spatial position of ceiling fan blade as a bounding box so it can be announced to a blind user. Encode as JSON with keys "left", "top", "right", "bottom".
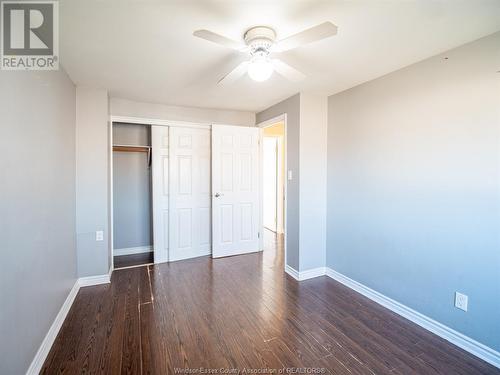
{"left": 218, "top": 61, "right": 249, "bottom": 85}
{"left": 272, "top": 59, "right": 306, "bottom": 82}
{"left": 193, "top": 29, "right": 245, "bottom": 51}
{"left": 274, "top": 22, "right": 337, "bottom": 52}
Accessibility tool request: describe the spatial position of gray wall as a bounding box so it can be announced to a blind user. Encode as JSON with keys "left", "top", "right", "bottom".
{"left": 113, "top": 124, "right": 152, "bottom": 250}
{"left": 0, "top": 70, "right": 77, "bottom": 374}
{"left": 327, "top": 32, "right": 500, "bottom": 351}
{"left": 257, "top": 94, "right": 300, "bottom": 270}
{"left": 299, "top": 94, "right": 328, "bottom": 271}
{"left": 76, "top": 87, "right": 110, "bottom": 277}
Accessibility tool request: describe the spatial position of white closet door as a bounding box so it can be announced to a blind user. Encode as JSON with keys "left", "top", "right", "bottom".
{"left": 212, "top": 125, "right": 260, "bottom": 258}
{"left": 169, "top": 127, "right": 211, "bottom": 261}
{"left": 151, "top": 126, "right": 169, "bottom": 263}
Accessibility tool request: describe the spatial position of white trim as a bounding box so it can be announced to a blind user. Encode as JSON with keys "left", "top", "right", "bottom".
{"left": 26, "top": 281, "right": 80, "bottom": 375}
{"left": 259, "top": 127, "right": 264, "bottom": 250}
{"left": 109, "top": 119, "right": 114, "bottom": 270}
{"left": 78, "top": 273, "right": 111, "bottom": 288}
{"left": 283, "top": 264, "right": 500, "bottom": 367}
{"left": 285, "top": 264, "right": 300, "bottom": 280}
{"left": 110, "top": 115, "right": 211, "bottom": 129}
{"left": 26, "top": 269, "right": 113, "bottom": 374}
{"left": 262, "top": 136, "right": 279, "bottom": 233}
{"left": 113, "top": 245, "right": 153, "bottom": 256}
{"left": 276, "top": 135, "right": 284, "bottom": 234}
{"left": 325, "top": 268, "right": 500, "bottom": 369}
{"left": 285, "top": 265, "right": 326, "bottom": 281}
{"left": 257, "top": 114, "right": 286, "bottom": 129}
{"left": 299, "top": 267, "right": 327, "bottom": 281}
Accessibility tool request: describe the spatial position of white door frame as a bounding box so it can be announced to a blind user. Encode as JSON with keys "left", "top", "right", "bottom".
{"left": 108, "top": 119, "right": 114, "bottom": 271}
{"left": 263, "top": 136, "right": 279, "bottom": 232}
{"left": 276, "top": 135, "right": 285, "bottom": 234}
{"left": 110, "top": 115, "right": 275, "bottom": 266}
{"left": 109, "top": 115, "right": 212, "bottom": 268}
{"left": 257, "top": 114, "right": 287, "bottom": 269}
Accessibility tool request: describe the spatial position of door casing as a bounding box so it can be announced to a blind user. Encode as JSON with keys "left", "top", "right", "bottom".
{"left": 110, "top": 115, "right": 286, "bottom": 267}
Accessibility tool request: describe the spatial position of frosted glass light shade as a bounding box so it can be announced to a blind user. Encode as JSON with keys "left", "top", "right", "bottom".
{"left": 248, "top": 57, "right": 273, "bottom": 82}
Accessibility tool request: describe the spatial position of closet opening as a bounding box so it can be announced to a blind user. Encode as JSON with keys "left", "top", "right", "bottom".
{"left": 112, "top": 122, "right": 154, "bottom": 269}
{"left": 109, "top": 118, "right": 264, "bottom": 268}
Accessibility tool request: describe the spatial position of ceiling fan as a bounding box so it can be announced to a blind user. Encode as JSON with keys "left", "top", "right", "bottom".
{"left": 193, "top": 22, "right": 338, "bottom": 84}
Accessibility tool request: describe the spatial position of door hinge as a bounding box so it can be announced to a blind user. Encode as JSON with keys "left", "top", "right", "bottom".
{"left": 258, "top": 232, "right": 260, "bottom": 238}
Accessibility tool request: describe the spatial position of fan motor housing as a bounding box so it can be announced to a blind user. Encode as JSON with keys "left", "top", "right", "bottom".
{"left": 244, "top": 26, "right": 276, "bottom": 54}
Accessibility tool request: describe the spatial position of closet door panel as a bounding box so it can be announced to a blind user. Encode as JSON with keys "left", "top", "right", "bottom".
{"left": 152, "top": 126, "right": 169, "bottom": 263}
{"left": 169, "top": 126, "right": 211, "bottom": 261}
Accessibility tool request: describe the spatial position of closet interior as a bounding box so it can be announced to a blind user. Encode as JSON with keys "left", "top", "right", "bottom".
{"left": 112, "top": 123, "right": 153, "bottom": 268}
{"left": 111, "top": 121, "right": 261, "bottom": 268}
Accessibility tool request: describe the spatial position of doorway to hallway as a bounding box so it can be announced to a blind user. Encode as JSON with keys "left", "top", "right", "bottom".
{"left": 262, "top": 122, "right": 285, "bottom": 234}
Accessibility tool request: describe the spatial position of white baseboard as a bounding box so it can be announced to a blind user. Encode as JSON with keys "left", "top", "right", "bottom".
{"left": 284, "top": 265, "right": 326, "bottom": 281}
{"left": 285, "top": 264, "right": 300, "bottom": 280}
{"left": 113, "top": 245, "right": 152, "bottom": 256}
{"left": 299, "top": 267, "right": 326, "bottom": 281}
{"left": 78, "top": 273, "right": 111, "bottom": 287}
{"left": 26, "top": 280, "right": 80, "bottom": 375}
{"left": 325, "top": 268, "right": 500, "bottom": 369}
{"left": 27, "top": 271, "right": 112, "bottom": 374}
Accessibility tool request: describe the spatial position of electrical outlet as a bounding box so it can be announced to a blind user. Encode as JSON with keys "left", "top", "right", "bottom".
{"left": 455, "top": 292, "right": 468, "bottom": 312}
{"left": 95, "top": 230, "right": 104, "bottom": 241}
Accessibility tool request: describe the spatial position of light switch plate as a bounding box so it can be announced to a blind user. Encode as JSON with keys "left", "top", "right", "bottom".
{"left": 288, "top": 170, "right": 293, "bottom": 181}
{"left": 455, "top": 292, "right": 468, "bottom": 312}
{"left": 95, "top": 230, "right": 104, "bottom": 241}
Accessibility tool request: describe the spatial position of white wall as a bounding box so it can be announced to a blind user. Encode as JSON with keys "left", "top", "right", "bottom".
{"left": 299, "top": 93, "right": 328, "bottom": 271}
{"left": 110, "top": 97, "right": 255, "bottom": 127}
{"left": 0, "top": 69, "right": 77, "bottom": 374}
{"left": 76, "top": 87, "right": 111, "bottom": 277}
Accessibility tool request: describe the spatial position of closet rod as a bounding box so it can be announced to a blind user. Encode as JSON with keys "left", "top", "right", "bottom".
{"left": 113, "top": 145, "right": 150, "bottom": 153}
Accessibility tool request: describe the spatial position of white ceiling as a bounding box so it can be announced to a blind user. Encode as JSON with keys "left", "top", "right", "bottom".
{"left": 59, "top": 0, "right": 500, "bottom": 112}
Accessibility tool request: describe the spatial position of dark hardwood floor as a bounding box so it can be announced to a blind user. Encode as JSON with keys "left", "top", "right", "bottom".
{"left": 114, "top": 252, "right": 154, "bottom": 269}
{"left": 42, "top": 230, "right": 499, "bottom": 374}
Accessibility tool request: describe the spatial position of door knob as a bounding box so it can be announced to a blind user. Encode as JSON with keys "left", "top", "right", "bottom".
{"left": 214, "top": 192, "right": 223, "bottom": 198}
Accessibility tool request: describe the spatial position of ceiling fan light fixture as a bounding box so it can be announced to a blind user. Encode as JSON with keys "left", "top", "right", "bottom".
{"left": 194, "top": 22, "right": 337, "bottom": 84}
{"left": 247, "top": 56, "right": 273, "bottom": 82}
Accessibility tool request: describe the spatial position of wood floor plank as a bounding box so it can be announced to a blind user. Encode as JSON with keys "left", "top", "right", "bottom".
{"left": 121, "top": 268, "right": 142, "bottom": 374}
{"left": 42, "top": 231, "right": 500, "bottom": 375}
{"left": 139, "top": 266, "right": 153, "bottom": 305}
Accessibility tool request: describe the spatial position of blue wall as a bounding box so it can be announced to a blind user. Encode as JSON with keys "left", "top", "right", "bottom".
{"left": 327, "top": 33, "right": 500, "bottom": 351}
